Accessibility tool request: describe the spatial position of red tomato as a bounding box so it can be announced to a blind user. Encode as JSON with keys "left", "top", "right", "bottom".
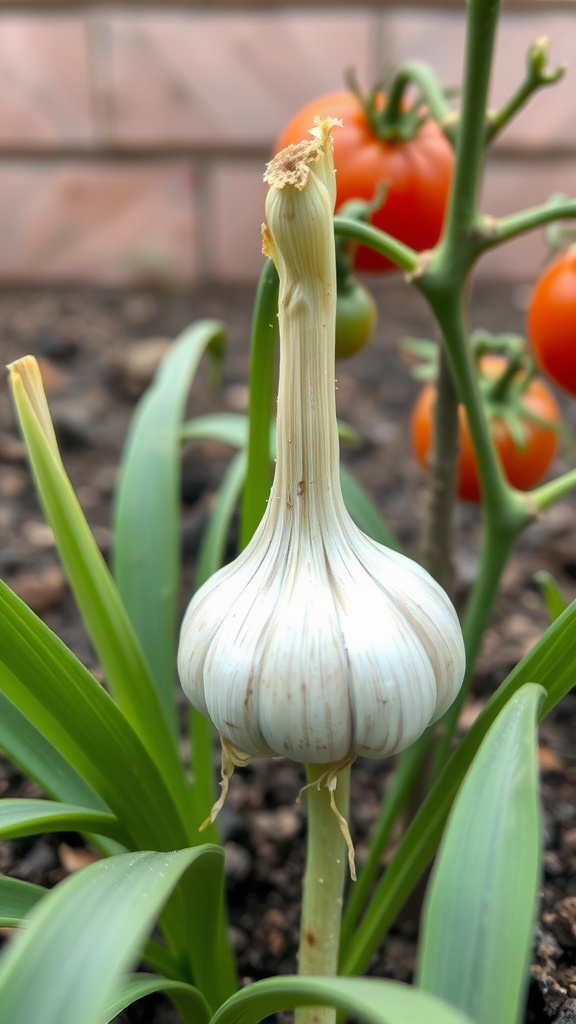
{"left": 411, "top": 357, "right": 560, "bottom": 502}
{"left": 275, "top": 90, "right": 453, "bottom": 272}
{"left": 527, "top": 249, "right": 576, "bottom": 396}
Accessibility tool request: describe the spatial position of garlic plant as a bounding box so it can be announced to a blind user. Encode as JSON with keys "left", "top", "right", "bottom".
{"left": 178, "top": 118, "right": 465, "bottom": 809}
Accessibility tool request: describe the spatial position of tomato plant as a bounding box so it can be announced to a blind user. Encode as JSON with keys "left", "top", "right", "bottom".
{"left": 411, "top": 356, "right": 560, "bottom": 502}
{"left": 275, "top": 88, "right": 453, "bottom": 272}
{"left": 527, "top": 248, "right": 576, "bottom": 396}
{"left": 335, "top": 281, "right": 377, "bottom": 358}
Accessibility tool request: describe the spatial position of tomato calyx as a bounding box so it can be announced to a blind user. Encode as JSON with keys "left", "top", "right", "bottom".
{"left": 472, "top": 332, "right": 562, "bottom": 450}
{"left": 407, "top": 329, "right": 563, "bottom": 453}
{"left": 345, "top": 65, "right": 452, "bottom": 144}
{"left": 410, "top": 331, "right": 561, "bottom": 502}
{"left": 345, "top": 68, "right": 425, "bottom": 143}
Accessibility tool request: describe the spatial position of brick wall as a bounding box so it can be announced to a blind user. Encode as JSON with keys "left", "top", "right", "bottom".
{"left": 0, "top": 4, "right": 573, "bottom": 285}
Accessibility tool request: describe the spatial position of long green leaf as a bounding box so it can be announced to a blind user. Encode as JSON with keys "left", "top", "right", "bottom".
{"left": 182, "top": 413, "right": 356, "bottom": 454}
{"left": 340, "top": 466, "right": 400, "bottom": 550}
{"left": 0, "top": 548, "right": 236, "bottom": 1004}
{"left": 7, "top": 358, "right": 187, "bottom": 804}
{"left": 113, "top": 320, "right": 225, "bottom": 729}
{"left": 189, "top": 447, "right": 246, "bottom": 834}
{"left": 181, "top": 412, "right": 249, "bottom": 448}
{"left": 212, "top": 976, "right": 473, "bottom": 1024}
{"left": 0, "top": 799, "right": 123, "bottom": 842}
{"left": 0, "top": 877, "right": 45, "bottom": 927}
{"left": 141, "top": 939, "right": 183, "bottom": 980}
{"left": 240, "top": 258, "right": 278, "bottom": 548}
{"left": 341, "top": 597, "right": 576, "bottom": 975}
{"left": 417, "top": 684, "right": 543, "bottom": 1024}
{"left": 0, "top": 580, "right": 191, "bottom": 852}
{"left": 104, "top": 974, "right": 210, "bottom": 1024}
{"left": 0, "top": 690, "right": 106, "bottom": 811}
{"left": 196, "top": 451, "right": 246, "bottom": 587}
{"left": 341, "top": 734, "right": 430, "bottom": 947}
{"left": 0, "top": 847, "right": 220, "bottom": 1024}
{"left": 534, "top": 570, "right": 567, "bottom": 622}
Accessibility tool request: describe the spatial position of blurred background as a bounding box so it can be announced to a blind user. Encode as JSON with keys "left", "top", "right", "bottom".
{"left": 0, "top": 0, "right": 573, "bottom": 288}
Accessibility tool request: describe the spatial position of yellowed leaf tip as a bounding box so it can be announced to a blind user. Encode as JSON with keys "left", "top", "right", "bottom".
{"left": 7, "top": 354, "right": 40, "bottom": 382}
{"left": 7, "top": 355, "right": 60, "bottom": 459}
{"left": 264, "top": 116, "right": 342, "bottom": 191}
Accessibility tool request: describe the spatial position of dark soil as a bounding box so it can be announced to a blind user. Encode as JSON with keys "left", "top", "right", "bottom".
{"left": 1, "top": 279, "right": 576, "bottom": 1023}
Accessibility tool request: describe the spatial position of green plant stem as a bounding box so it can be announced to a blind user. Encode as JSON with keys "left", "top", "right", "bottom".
{"left": 432, "top": 518, "right": 516, "bottom": 772}
{"left": 412, "top": 0, "right": 503, "bottom": 588}
{"left": 296, "top": 765, "right": 351, "bottom": 1024}
{"left": 420, "top": 348, "right": 460, "bottom": 592}
{"left": 432, "top": 4, "right": 497, "bottom": 263}
{"left": 325, "top": 0, "right": 574, "bottom": 980}
{"left": 413, "top": 0, "right": 541, "bottom": 769}
{"left": 475, "top": 199, "right": 576, "bottom": 253}
{"left": 485, "top": 39, "right": 565, "bottom": 145}
{"left": 424, "top": 301, "right": 532, "bottom": 771}
{"left": 188, "top": 708, "right": 218, "bottom": 845}
{"left": 333, "top": 218, "right": 420, "bottom": 275}
{"left": 531, "top": 467, "right": 576, "bottom": 511}
{"left": 240, "top": 259, "right": 279, "bottom": 550}
{"left": 442, "top": 328, "right": 510, "bottom": 505}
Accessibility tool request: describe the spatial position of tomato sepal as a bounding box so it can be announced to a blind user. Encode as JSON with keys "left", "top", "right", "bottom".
{"left": 410, "top": 345, "right": 561, "bottom": 503}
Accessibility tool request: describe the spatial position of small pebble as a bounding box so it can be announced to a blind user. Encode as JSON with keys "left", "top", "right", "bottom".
{"left": 107, "top": 338, "right": 171, "bottom": 399}
{"left": 21, "top": 520, "right": 55, "bottom": 549}
{"left": 9, "top": 565, "right": 66, "bottom": 613}
{"left": 0, "top": 468, "right": 28, "bottom": 498}
{"left": 0, "top": 431, "right": 25, "bottom": 464}
{"left": 552, "top": 1002, "right": 576, "bottom": 1024}
{"left": 224, "top": 841, "right": 252, "bottom": 884}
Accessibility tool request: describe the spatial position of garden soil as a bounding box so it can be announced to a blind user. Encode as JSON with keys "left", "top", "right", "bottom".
{"left": 1, "top": 279, "right": 576, "bottom": 1023}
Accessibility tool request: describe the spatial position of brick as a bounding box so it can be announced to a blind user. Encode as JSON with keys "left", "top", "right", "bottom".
{"left": 490, "top": 14, "right": 576, "bottom": 152}
{"left": 209, "top": 160, "right": 267, "bottom": 282}
{"left": 0, "top": 161, "right": 197, "bottom": 284}
{"left": 0, "top": 15, "right": 94, "bottom": 145}
{"left": 106, "top": 10, "right": 374, "bottom": 147}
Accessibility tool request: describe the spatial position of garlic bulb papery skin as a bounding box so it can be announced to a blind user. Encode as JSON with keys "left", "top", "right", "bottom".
{"left": 178, "top": 119, "right": 465, "bottom": 769}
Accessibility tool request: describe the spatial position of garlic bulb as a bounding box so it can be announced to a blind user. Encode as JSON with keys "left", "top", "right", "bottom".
{"left": 178, "top": 119, "right": 465, "bottom": 774}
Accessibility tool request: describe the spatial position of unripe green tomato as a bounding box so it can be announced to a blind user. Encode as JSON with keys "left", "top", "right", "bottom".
{"left": 335, "top": 282, "right": 378, "bottom": 359}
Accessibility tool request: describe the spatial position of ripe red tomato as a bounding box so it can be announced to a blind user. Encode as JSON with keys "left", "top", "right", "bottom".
{"left": 527, "top": 249, "right": 576, "bottom": 396}
{"left": 275, "top": 89, "right": 453, "bottom": 272}
{"left": 335, "top": 281, "right": 377, "bottom": 358}
{"left": 411, "top": 357, "right": 560, "bottom": 502}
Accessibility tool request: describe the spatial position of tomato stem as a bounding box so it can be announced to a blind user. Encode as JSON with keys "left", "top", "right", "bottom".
{"left": 419, "top": 348, "right": 459, "bottom": 594}
{"left": 334, "top": 217, "right": 419, "bottom": 275}
{"left": 411, "top": 0, "right": 541, "bottom": 767}
{"left": 474, "top": 197, "right": 576, "bottom": 254}
{"left": 485, "top": 37, "right": 566, "bottom": 146}
{"left": 531, "top": 467, "right": 576, "bottom": 512}
{"left": 432, "top": 506, "right": 524, "bottom": 773}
